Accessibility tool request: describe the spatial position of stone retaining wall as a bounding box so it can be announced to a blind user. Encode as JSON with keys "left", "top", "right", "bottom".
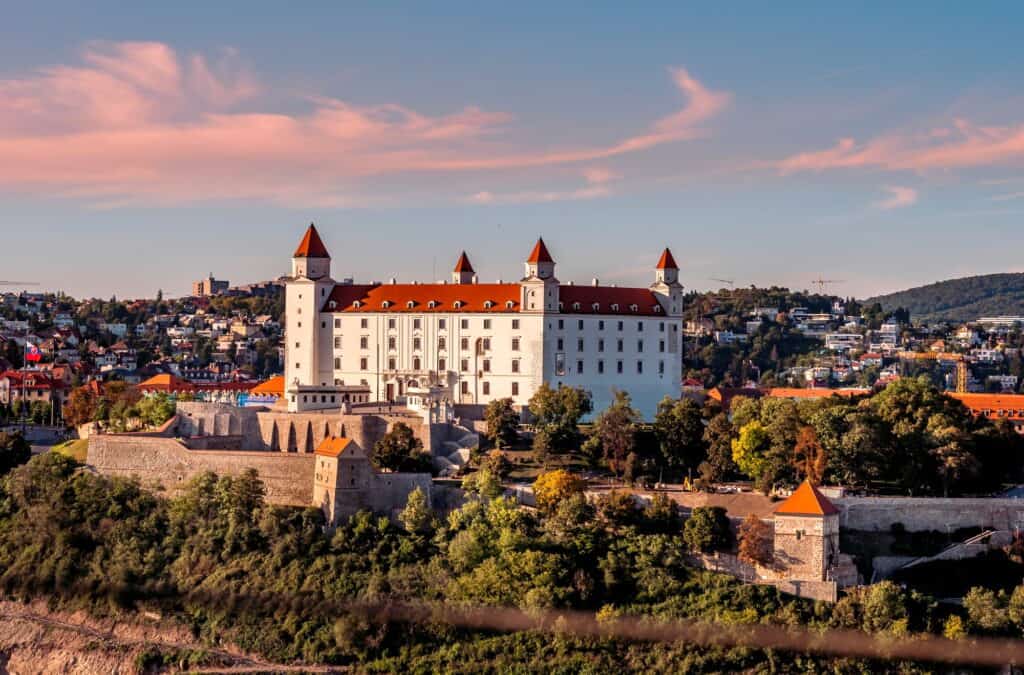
{"left": 87, "top": 435, "right": 314, "bottom": 506}
{"left": 834, "top": 497, "right": 1024, "bottom": 532}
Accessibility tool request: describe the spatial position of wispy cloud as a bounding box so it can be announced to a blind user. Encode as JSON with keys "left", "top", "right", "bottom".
{"left": 777, "top": 119, "right": 1024, "bottom": 174}
{"left": 0, "top": 44, "right": 729, "bottom": 206}
{"left": 874, "top": 185, "right": 918, "bottom": 210}
{"left": 991, "top": 191, "right": 1024, "bottom": 202}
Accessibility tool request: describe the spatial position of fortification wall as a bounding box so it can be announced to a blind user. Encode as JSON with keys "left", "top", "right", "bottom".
{"left": 834, "top": 497, "right": 1024, "bottom": 532}
{"left": 87, "top": 435, "right": 314, "bottom": 506}
{"left": 176, "top": 402, "right": 264, "bottom": 447}
{"left": 254, "top": 410, "right": 432, "bottom": 455}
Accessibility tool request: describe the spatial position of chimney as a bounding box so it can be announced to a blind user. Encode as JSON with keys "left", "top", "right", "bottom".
{"left": 471, "top": 274, "right": 479, "bottom": 284}
{"left": 389, "top": 277, "right": 397, "bottom": 285}
{"left": 592, "top": 278, "right": 599, "bottom": 287}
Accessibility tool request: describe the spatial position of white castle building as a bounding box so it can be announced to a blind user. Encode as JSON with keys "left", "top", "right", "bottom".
{"left": 284, "top": 224, "right": 684, "bottom": 419}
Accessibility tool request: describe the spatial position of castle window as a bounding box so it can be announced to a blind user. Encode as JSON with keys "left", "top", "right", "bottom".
{"left": 388, "top": 318, "right": 396, "bottom": 329}
{"left": 322, "top": 321, "right": 326, "bottom": 328}
{"left": 598, "top": 360, "right": 604, "bottom": 374}
{"left": 413, "top": 357, "right": 422, "bottom": 370}
{"left": 558, "top": 302, "right": 564, "bottom": 311}
{"left": 414, "top": 318, "right": 422, "bottom": 329}
{"left": 598, "top": 339, "right": 605, "bottom": 352}
{"left": 482, "top": 338, "right": 491, "bottom": 351}
{"left": 630, "top": 304, "right": 638, "bottom": 313}
{"left": 557, "top": 338, "right": 564, "bottom": 350}
{"left": 360, "top": 318, "right": 368, "bottom": 328}
{"left": 329, "top": 301, "right": 337, "bottom": 310}
{"left": 659, "top": 322, "right": 665, "bottom": 332}
{"left": 483, "top": 319, "right": 491, "bottom": 329}
{"left": 637, "top": 321, "right": 643, "bottom": 331}
{"left": 388, "top": 337, "right": 396, "bottom": 350}
{"left": 360, "top": 336, "right": 368, "bottom": 349}
{"left": 388, "top": 358, "right": 396, "bottom": 370}
{"left": 616, "top": 360, "right": 623, "bottom": 374}
{"left": 334, "top": 337, "right": 342, "bottom": 349}
{"left": 659, "top": 340, "right": 665, "bottom": 352}
{"left": 512, "top": 319, "right": 519, "bottom": 329}
{"left": 407, "top": 301, "right": 415, "bottom": 309}
{"left": 592, "top": 303, "right": 600, "bottom": 312}
{"left": 353, "top": 301, "right": 361, "bottom": 308}
{"left": 438, "top": 337, "right": 446, "bottom": 350}
{"left": 413, "top": 337, "right": 421, "bottom": 350}
{"left": 511, "top": 382, "right": 519, "bottom": 396}
{"left": 461, "top": 337, "right": 469, "bottom": 350}
{"left": 438, "top": 358, "right": 446, "bottom": 371}
{"left": 461, "top": 381, "right": 469, "bottom": 394}
{"left": 512, "top": 359, "right": 520, "bottom": 373}
{"left": 637, "top": 361, "right": 643, "bottom": 374}
{"left": 577, "top": 360, "right": 583, "bottom": 374}
{"left": 428, "top": 300, "right": 438, "bottom": 309}
{"left": 578, "top": 319, "right": 584, "bottom": 330}
{"left": 637, "top": 340, "right": 644, "bottom": 352}
{"left": 511, "top": 337, "right": 520, "bottom": 351}
{"left": 659, "top": 360, "right": 665, "bottom": 374}
{"left": 506, "top": 301, "right": 515, "bottom": 309}
{"left": 439, "top": 318, "right": 446, "bottom": 329}
{"left": 334, "top": 318, "right": 341, "bottom": 328}
{"left": 297, "top": 307, "right": 301, "bottom": 314}
{"left": 382, "top": 301, "right": 391, "bottom": 309}
{"left": 461, "top": 359, "right": 469, "bottom": 372}
{"left": 611, "top": 304, "right": 619, "bottom": 312}
{"left": 482, "top": 359, "right": 491, "bottom": 372}
{"left": 572, "top": 302, "right": 581, "bottom": 311}
{"left": 482, "top": 382, "right": 490, "bottom": 395}
{"left": 360, "top": 358, "right": 368, "bottom": 370}
{"left": 334, "top": 357, "right": 341, "bottom": 369}
{"left": 558, "top": 319, "right": 564, "bottom": 330}
{"left": 454, "top": 301, "right": 463, "bottom": 309}
{"left": 577, "top": 338, "right": 584, "bottom": 351}
{"left": 484, "top": 301, "right": 494, "bottom": 309}
{"left": 795, "top": 530, "right": 803, "bottom": 540}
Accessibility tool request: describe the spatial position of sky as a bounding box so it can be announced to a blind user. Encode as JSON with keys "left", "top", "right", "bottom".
{"left": 2, "top": 2, "right": 1024, "bottom": 300}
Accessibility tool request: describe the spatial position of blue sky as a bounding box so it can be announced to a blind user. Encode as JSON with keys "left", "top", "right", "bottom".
{"left": 1, "top": 3, "right": 1023, "bottom": 299}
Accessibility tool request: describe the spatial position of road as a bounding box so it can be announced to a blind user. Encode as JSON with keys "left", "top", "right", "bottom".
{"left": 0, "top": 423, "right": 67, "bottom": 454}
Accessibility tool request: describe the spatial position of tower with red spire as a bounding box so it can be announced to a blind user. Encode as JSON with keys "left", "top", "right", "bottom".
{"left": 520, "top": 237, "right": 559, "bottom": 313}
{"left": 650, "top": 247, "right": 683, "bottom": 317}
{"left": 452, "top": 251, "right": 475, "bottom": 285}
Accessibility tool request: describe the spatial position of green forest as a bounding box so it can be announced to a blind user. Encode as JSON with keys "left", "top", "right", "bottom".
{"left": 866, "top": 273, "right": 1024, "bottom": 323}
{"left": 2, "top": 451, "right": 1024, "bottom": 672}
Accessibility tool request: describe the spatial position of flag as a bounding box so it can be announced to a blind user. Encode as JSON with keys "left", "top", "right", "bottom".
{"left": 25, "top": 342, "right": 42, "bottom": 362}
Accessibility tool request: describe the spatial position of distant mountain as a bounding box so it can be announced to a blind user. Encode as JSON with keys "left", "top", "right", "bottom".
{"left": 865, "top": 273, "right": 1024, "bottom": 323}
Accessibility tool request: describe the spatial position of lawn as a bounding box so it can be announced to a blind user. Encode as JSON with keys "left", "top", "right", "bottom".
{"left": 52, "top": 438, "right": 89, "bottom": 462}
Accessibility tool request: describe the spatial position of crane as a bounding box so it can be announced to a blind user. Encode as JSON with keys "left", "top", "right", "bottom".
{"left": 810, "top": 277, "right": 844, "bottom": 294}
{"left": 709, "top": 277, "right": 735, "bottom": 288}
{"left": 0, "top": 281, "right": 40, "bottom": 286}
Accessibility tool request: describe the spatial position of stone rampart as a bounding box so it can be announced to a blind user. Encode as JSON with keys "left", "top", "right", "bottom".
{"left": 87, "top": 435, "right": 314, "bottom": 506}
{"left": 834, "top": 497, "right": 1024, "bottom": 532}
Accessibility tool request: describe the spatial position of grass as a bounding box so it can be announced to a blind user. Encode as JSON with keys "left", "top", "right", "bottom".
{"left": 52, "top": 438, "right": 89, "bottom": 462}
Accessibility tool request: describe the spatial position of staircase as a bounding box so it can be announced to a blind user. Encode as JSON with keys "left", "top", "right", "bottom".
{"left": 432, "top": 423, "right": 479, "bottom": 476}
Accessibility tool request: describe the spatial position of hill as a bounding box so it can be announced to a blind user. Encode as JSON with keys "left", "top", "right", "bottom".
{"left": 866, "top": 273, "right": 1024, "bottom": 323}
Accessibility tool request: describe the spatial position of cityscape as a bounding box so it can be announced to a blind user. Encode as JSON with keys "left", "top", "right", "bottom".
{"left": 3, "top": 4, "right": 1024, "bottom": 673}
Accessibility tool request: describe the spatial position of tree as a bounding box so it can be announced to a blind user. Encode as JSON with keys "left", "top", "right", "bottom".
{"left": 792, "top": 426, "right": 826, "bottom": 484}
{"left": 964, "top": 587, "right": 1009, "bottom": 632}
{"left": 533, "top": 469, "right": 585, "bottom": 513}
{"left": 462, "top": 468, "right": 503, "bottom": 499}
{"left": 700, "top": 413, "right": 736, "bottom": 483}
{"left": 683, "top": 506, "right": 732, "bottom": 553}
{"left": 399, "top": 487, "right": 435, "bottom": 535}
{"left": 481, "top": 449, "right": 512, "bottom": 479}
{"left": 372, "top": 422, "right": 425, "bottom": 472}
{"left": 731, "top": 421, "right": 770, "bottom": 484}
{"left": 64, "top": 386, "right": 99, "bottom": 427}
{"left": 737, "top": 513, "right": 773, "bottom": 566}
{"left": 0, "top": 432, "right": 31, "bottom": 476}
{"left": 483, "top": 398, "right": 520, "bottom": 449}
{"left": 653, "top": 396, "right": 706, "bottom": 479}
{"left": 1008, "top": 584, "right": 1024, "bottom": 631}
{"left": 137, "top": 393, "right": 176, "bottom": 429}
{"left": 527, "top": 383, "right": 592, "bottom": 454}
{"left": 592, "top": 390, "right": 639, "bottom": 478}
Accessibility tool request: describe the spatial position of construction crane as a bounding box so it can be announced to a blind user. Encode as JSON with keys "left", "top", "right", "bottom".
{"left": 810, "top": 277, "right": 844, "bottom": 294}
{"left": 709, "top": 277, "right": 735, "bottom": 288}
{"left": 0, "top": 281, "right": 40, "bottom": 286}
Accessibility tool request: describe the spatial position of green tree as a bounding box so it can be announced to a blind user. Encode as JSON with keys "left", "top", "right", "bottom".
{"left": 964, "top": 587, "right": 1009, "bottom": 632}
{"left": 372, "top": 422, "right": 426, "bottom": 472}
{"left": 700, "top": 412, "right": 736, "bottom": 484}
{"left": 462, "top": 468, "right": 504, "bottom": 499}
{"left": 731, "top": 421, "right": 770, "bottom": 484}
{"left": 527, "top": 383, "right": 592, "bottom": 454}
{"left": 683, "top": 506, "right": 732, "bottom": 553}
{"left": 0, "top": 431, "right": 31, "bottom": 476}
{"left": 399, "top": 486, "right": 435, "bottom": 535}
{"left": 137, "top": 393, "right": 176, "bottom": 429}
{"left": 483, "top": 398, "right": 520, "bottom": 449}
{"left": 653, "top": 396, "right": 706, "bottom": 479}
{"left": 593, "top": 390, "right": 639, "bottom": 478}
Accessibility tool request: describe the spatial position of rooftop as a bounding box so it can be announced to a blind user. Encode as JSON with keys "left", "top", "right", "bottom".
{"left": 774, "top": 480, "right": 839, "bottom": 517}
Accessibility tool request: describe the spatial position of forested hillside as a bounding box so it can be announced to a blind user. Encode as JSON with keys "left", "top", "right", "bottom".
{"left": 866, "top": 273, "right": 1024, "bottom": 323}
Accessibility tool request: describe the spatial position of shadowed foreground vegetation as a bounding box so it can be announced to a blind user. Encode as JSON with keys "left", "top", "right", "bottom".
{"left": 1, "top": 453, "right": 1022, "bottom": 672}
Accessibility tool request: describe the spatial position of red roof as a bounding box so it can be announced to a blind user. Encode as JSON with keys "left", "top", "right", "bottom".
{"left": 558, "top": 285, "right": 665, "bottom": 316}
{"left": 527, "top": 237, "right": 554, "bottom": 264}
{"left": 774, "top": 480, "right": 839, "bottom": 517}
{"left": 139, "top": 373, "right": 257, "bottom": 393}
{"left": 325, "top": 283, "right": 521, "bottom": 313}
{"left": 453, "top": 251, "right": 475, "bottom": 273}
{"left": 293, "top": 223, "right": 330, "bottom": 258}
{"left": 656, "top": 248, "right": 678, "bottom": 270}
{"left": 949, "top": 392, "right": 1024, "bottom": 421}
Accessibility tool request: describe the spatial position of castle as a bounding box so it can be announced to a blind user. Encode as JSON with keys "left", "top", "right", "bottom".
{"left": 285, "top": 224, "right": 685, "bottom": 419}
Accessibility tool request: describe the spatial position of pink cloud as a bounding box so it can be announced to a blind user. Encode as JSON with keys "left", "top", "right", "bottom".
{"left": 0, "top": 44, "right": 729, "bottom": 206}
{"left": 874, "top": 185, "right": 918, "bottom": 210}
{"left": 778, "top": 119, "right": 1024, "bottom": 174}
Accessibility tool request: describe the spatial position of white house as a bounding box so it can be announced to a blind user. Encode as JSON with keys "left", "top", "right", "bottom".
{"left": 284, "top": 224, "right": 684, "bottom": 419}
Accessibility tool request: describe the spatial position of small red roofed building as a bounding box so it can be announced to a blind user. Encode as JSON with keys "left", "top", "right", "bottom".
{"left": 949, "top": 392, "right": 1024, "bottom": 433}
{"left": 312, "top": 435, "right": 431, "bottom": 526}
{"left": 771, "top": 480, "right": 859, "bottom": 599}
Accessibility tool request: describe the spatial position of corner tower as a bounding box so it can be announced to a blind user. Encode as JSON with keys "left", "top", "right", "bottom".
{"left": 520, "top": 237, "right": 559, "bottom": 313}
{"left": 292, "top": 223, "right": 332, "bottom": 280}
{"left": 772, "top": 480, "right": 840, "bottom": 582}
{"left": 650, "top": 247, "right": 683, "bottom": 317}
{"left": 286, "top": 223, "right": 336, "bottom": 408}
{"left": 452, "top": 251, "right": 475, "bottom": 285}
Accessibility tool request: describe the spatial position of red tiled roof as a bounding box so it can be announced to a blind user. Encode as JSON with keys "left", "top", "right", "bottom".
{"left": 139, "top": 373, "right": 257, "bottom": 393}
{"left": 315, "top": 436, "right": 354, "bottom": 458}
{"left": 766, "top": 387, "right": 870, "bottom": 400}
{"left": 558, "top": 285, "right": 665, "bottom": 316}
{"left": 527, "top": 237, "right": 554, "bottom": 264}
{"left": 949, "top": 392, "right": 1024, "bottom": 421}
{"left": 656, "top": 247, "right": 678, "bottom": 270}
{"left": 251, "top": 375, "right": 284, "bottom": 396}
{"left": 774, "top": 480, "right": 839, "bottom": 517}
{"left": 293, "top": 223, "right": 330, "bottom": 258}
{"left": 325, "top": 283, "right": 521, "bottom": 313}
{"left": 453, "top": 251, "right": 474, "bottom": 273}
{"left": 707, "top": 386, "right": 763, "bottom": 408}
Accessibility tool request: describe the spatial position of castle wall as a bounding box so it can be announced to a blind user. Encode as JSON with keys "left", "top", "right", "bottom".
{"left": 87, "top": 435, "right": 314, "bottom": 506}
{"left": 834, "top": 497, "right": 1024, "bottom": 532}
